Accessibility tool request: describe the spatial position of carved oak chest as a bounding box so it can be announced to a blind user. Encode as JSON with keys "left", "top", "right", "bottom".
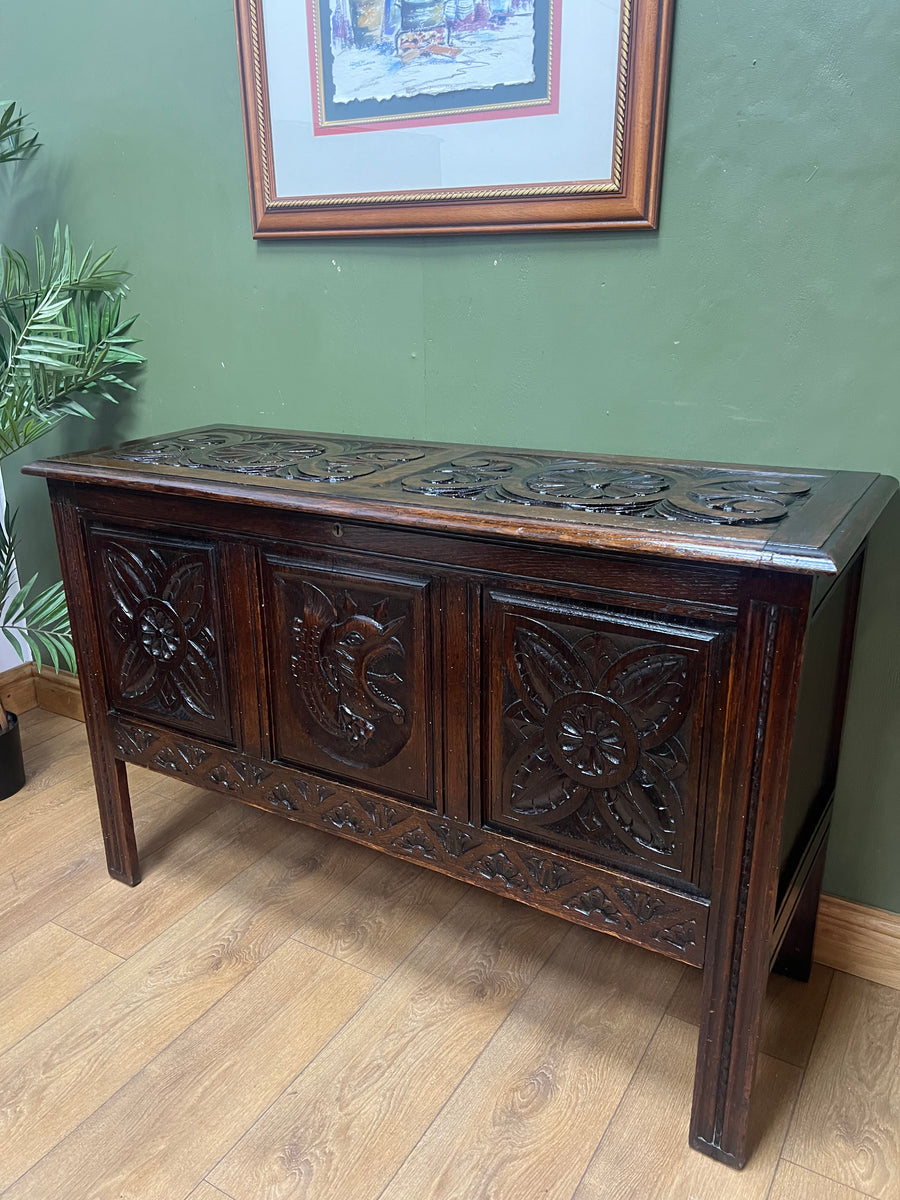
{"left": 26, "top": 426, "right": 897, "bottom": 1168}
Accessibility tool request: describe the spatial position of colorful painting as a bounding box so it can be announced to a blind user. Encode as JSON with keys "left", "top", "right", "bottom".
{"left": 308, "top": 0, "right": 559, "bottom": 133}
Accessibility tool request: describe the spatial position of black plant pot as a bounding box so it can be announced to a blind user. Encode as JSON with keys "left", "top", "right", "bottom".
{"left": 0, "top": 711, "right": 26, "bottom": 800}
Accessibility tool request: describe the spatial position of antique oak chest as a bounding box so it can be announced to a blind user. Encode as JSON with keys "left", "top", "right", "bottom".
{"left": 26, "top": 426, "right": 897, "bottom": 1168}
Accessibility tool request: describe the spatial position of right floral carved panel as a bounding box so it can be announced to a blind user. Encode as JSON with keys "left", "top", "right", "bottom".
{"left": 484, "top": 591, "right": 728, "bottom": 884}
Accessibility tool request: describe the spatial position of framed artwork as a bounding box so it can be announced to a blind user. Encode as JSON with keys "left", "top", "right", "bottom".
{"left": 234, "top": 0, "right": 675, "bottom": 237}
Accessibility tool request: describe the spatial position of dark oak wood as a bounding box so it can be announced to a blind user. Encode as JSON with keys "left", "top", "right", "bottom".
{"left": 25, "top": 425, "right": 896, "bottom": 1168}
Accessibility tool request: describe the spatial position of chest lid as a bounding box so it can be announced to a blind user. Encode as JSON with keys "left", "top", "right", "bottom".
{"left": 25, "top": 424, "right": 897, "bottom": 574}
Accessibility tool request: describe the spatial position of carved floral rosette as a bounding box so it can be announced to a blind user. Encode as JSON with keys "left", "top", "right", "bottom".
{"left": 95, "top": 537, "right": 229, "bottom": 734}
{"left": 496, "top": 613, "right": 697, "bottom": 872}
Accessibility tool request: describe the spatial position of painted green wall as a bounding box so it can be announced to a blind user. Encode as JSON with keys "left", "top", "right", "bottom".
{"left": 3, "top": 1, "right": 898, "bottom": 909}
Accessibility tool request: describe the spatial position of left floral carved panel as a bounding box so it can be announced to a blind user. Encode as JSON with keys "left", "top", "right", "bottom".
{"left": 87, "top": 527, "right": 234, "bottom": 743}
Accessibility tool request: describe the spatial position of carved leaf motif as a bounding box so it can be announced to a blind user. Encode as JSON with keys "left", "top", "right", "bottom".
{"left": 174, "top": 742, "right": 211, "bottom": 768}
{"left": 106, "top": 545, "right": 157, "bottom": 619}
{"left": 358, "top": 799, "right": 404, "bottom": 831}
{"left": 430, "top": 822, "right": 479, "bottom": 858}
{"left": 325, "top": 803, "right": 362, "bottom": 832}
{"left": 605, "top": 757, "right": 680, "bottom": 855}
{"left": 644, "top": 736, "right": 688, "bottom": 782}
{"left": 522, "top": 855, "right": 574, "bottom": 892}
{"left": 509, "top": 619, "right": 591, "bottom": 719}
{"left": 603, "top": 647, "right": 689, "bottom": 747}
{"left": 392, "top": 827, "right": 438, "bottom": 859}
{"left": 657, "top": 921, "right": 696, "bottom": 950}
{"left": 505, "top": 741, "right": 589, "bottom": 824}
{"left": 162, "top": 560, "right": 205, "bottom": 635}
{"left": 177, "top": 647, "right": 217, "bottom": 719}
{"left": 564, "top": 887, "right": 624, "bottom": 925}
{"left": 503, "top": 698, "right": 541, "bottom": 743}
{"left": 119, "top": 640, "right": 159, "bottom": 700}
{"left": 616, "top": 887, "right": 669, "bottom": 924}
{"left": 469, "top": 851, "right": 529, "bottom": 891}
{"left": 268, "top": 783, "right": 297, "bottom": 810}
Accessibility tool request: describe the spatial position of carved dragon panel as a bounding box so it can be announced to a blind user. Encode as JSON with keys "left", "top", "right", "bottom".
{"left": 264, "top": 558, "right": 432, "bottom": 803}
{"left": 89, "top": 530, "right": 233, "bottom": 741}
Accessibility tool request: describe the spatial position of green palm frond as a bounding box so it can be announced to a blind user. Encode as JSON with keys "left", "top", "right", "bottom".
{"left": 0, "top": 106, "right": 144, "bottom": 674}
{"left": 0, "top": 575, "right": 75, "bottom": 673}
{"left": 0, "top": 224, "right": 144, "bottom": 456}
{"left": 0, "top": 102, "right": 40, "bottom": 165}
{"left": 0, "top": 513, "right": 74, "bottom": 672}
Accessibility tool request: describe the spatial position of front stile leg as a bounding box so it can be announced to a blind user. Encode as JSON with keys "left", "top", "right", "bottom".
{"left": 690, "top": 597, "right": 808, "bottom": 1167}
{"left": 50, "top": 492, "right": 141, "bottom": 886}
{"left": 90, "top": 751, "right": 141, "bottom": 885}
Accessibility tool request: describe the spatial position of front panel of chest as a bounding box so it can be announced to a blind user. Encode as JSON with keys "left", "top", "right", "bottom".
{"left": 481, "top": 587, "right": 731, "bottom": 888}
{"left": 85, "top": 524, "right": 236, "bottom": 744}
{"left": 259, "top": 549, "right": 436, "bottom": 806}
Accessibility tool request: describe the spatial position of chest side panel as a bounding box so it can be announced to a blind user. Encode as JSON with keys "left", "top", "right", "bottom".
{"left": 85, "top": 524, "right": 235, "bottom": 744}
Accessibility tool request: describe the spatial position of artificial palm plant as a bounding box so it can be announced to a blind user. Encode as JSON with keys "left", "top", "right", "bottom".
{"left": 0, "top": 101, "right": 143, "bottom": 731}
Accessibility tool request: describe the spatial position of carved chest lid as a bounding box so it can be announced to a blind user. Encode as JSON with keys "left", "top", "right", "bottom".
{"left": 25, "top": 425, "right": 897, "bottom": 574}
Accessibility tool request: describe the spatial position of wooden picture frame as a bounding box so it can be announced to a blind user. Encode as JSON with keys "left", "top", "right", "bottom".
{"left": 233, "top": 0, "right": 675, "bottom": 237}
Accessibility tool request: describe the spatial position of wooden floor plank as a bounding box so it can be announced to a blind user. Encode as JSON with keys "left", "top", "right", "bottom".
{"left": 17, "top": 708, "right": 75, "bottom": 753}
{"left": 188, "top": 1186, "right": 234, "bottom": 1200}
{"left": 1, "top": 940, "right": 377, "bottom": 1200}
{"left": 0, "top": 923, "right": 120, "bottom": 1056}
{"left": 0, "top": 829, "right": 373, "bottom": 1192}
{"left": 571, "top": 1015, "right": 802, "bottom": 1200}
{"left": 58, "top": 799, "right": 288, "bottom": 957}
{"left": 292, "top": 851, "right": 467, "bottom": 978}
{"left": 209, "top": 888, "right": 567, "bottom": 1200}
{"left": 20, "top": 719, "right": 92, "bottom": 781}
{"left": 666, "top": 962, "right": 834, "bottom": 1068}
{"left": 783, "top": 973, "right": 900, "bottom": 1199}
{"left": 769, "top": 1160, "right": 875, "bottom": 1200}
{"left": 379, "top": 928, "right": 684, "bottom": 1200}
{"left": 0, "top": 778, "right": 222, "bottom": 957}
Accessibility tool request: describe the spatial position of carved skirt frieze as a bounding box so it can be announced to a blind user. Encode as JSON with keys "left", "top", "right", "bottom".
{"left": 485, "top": 590, "right": 727, "bottom": 884}
{"left": 262, "top": 553, "right": 434, "bottom": 805}
{"left": 87, "top": 527, "right": 234, "bottom": 742}
{"left": 110, "top": 715, "right": 707, "bottom": 966}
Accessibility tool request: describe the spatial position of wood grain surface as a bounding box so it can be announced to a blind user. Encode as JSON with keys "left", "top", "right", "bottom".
{"left": 58, "top": 799, "right": 288, "bottom": 956}
{"left": 0, "top": 923, "right": 120, "bottom": 1055}
{"left": 292, "top": 850, "right": 467, "bottom": 977}
{"left": 380, "top": 929, "right": 683, "bottom": 1200}
{"left": 0, "top": 823, "right": 371, "bottom": 1191}
{"left": 769, "top": 1161, "right": 874, "bottom": 1200}
{"left": 783, "top": 972, "right": 900, "bottom": 1198}
{"left": 209, "top": 889, "right": 567, "bottom": 1200}
{"left": 572, "top": 1015, "right": 802, "bottom": 1200}
{"left": 1, "top": 939, "right": 376, "bottom": 1200}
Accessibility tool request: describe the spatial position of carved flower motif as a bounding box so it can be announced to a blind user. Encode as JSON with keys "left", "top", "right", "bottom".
{"left": 503, "top": 618, "right": 691, "bottom": 857}
{"left": 105, "top": 544, "right": 218, "bottom": 720}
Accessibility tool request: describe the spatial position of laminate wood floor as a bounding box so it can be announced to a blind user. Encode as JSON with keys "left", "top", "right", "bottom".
{"left": 2, "top": 711, "right": 897, "bottom": 1200}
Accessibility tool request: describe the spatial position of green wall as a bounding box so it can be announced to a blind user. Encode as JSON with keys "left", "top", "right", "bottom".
{"left": 3, "top": 1, "right": 898, "bottom": 910}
